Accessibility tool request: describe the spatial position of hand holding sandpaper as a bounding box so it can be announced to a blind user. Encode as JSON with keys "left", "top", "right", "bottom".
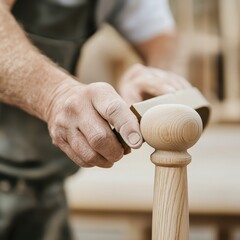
{"left": 47, "top": 65, "right": 209, "bottom": 168}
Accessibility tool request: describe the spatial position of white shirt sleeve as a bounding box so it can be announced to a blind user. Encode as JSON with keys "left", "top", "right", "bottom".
{"left": 96, "top": 0, "right": 175, "bottom": 43}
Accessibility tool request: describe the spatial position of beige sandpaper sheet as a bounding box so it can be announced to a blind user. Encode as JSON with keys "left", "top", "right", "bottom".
{"left": 131, "top": 87, "right": 210, "bottom": 129}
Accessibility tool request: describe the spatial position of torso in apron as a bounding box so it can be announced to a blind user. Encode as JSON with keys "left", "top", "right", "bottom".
{"left": 0, "top": 0, "right": 97, "bottom": 179}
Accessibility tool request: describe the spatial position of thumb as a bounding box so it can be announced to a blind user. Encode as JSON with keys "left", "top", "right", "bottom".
{"left": 91, "top": 84, "right": 143, "bottom": 148}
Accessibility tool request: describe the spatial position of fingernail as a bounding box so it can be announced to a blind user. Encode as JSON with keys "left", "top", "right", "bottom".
{"left": 128, "top": 132, "right": 141, "bottom": 145}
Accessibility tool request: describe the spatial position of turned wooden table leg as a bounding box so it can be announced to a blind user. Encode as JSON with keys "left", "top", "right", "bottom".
{"left": 140, "top": 104, "right": 203, "bottom": 240}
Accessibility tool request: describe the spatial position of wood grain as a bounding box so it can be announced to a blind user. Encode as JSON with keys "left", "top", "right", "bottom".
{"left": 140, "top": 104, "right": 202, "bottom": 240}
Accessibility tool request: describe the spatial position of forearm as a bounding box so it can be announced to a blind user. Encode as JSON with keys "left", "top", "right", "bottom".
{"left": 134, "top": 30, "right": 177, "bottom": 70}
{"left": 118, "top": 30, "right": 191, "bottom": 104}
{"left": 0, "top": 2, "right": 79, "bottom": 121}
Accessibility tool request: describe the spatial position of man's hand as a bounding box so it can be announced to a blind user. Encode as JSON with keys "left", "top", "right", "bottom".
{"left": 46, "top": 81, "right": 142, "bottom": 168}
{"left": 118, "top": 64, "right": 191, "bottom": 104}
{"left": 0, "top": 4, "right": 142, "bottom": 168}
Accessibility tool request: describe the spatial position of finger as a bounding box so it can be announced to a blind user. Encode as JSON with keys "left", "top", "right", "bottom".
{"left": 163, "top": 71, "right": 191, "bottom": 89}
{"left": 149, "top": 69, "right": 184, "bottom": 90}
{"left": 149, "top": 68, "right": 191, "bottom": 90}
{"left": 67, "top": 128, "right": 114, "bottom": 168}
{"left": 120, "top": 76, "right": 175, "bottom": 103}
{"left": 121, "top": 63, "right": 146, "bottom": 81}
{"left": 170, "top": 73, "right": 192, "bottom": 88}
{"left": 57, "top": 138, "right": 93, "bottom": 168}
{"left": 133, "top": 75, "right": 177, "bottom": 96}
{"left": 119, "top": 85, "right": 143, "bottom": 104}
{"left": 79, "top": 108, "right": 125, "bottom": 162}
{"left": 49, "top": 126, "right": 92, "bottom": 167}
{"left": 91, "top": 84, "right": 143, "bottom": 149}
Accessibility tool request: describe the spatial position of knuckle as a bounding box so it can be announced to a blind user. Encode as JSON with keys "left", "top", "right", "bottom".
{"left": 48, "top": 126, "right": 56, "bottom": 138}
{"left": 131, "top": 63, "right": 145, "bottom": 74}
{"left": 54, "top": 114, "right": 67, "bottom": 127}
{"left": 105, "top": 100, "right": 123, "bottom": 118}
{"left": 83, "top": 151, "right": 99, "bottom": 164}
{"left": 115, "top": 149, "right": 124, "bottom": 161}
{"left": 50, "top": 128, "right": 65, "bottom": 146}
{"left": 88, "top": 82, "right": 113, "bottom": 94}
{"left": 72, "top": 156, "right": 91, "bottom": 168}
{"left": 67, "top": 150, "right": 93, "bottom": 168}
{"left": 77, "top": 159, "right": 93, "bottom": 168}
{"left": 101, "top": 163, "right": 114, "bottom": 168}
{"left": 52, "top": 135, "right": 65, "bottom": 147}
{"left": 133, "top": 63, "right": 144, "bottom": 69}
{"left": 108, "top": 150, "right": 123, "bottom": 163}
{"left": 63, "top": 97, "right": 81, "bottom": 116}
{"left": 49, "top": 112, "right": 68, "bottom": 131}
{"left": 89, "top": 131, "right": 108, "bottom": 149}
{"left": 82, "top": 151, "right": 113, "bottom": 168}
{"left": 81, "top": 163, "right": 93, "bottom": 168}
{"left": 66, "top": 138, "right": 80, "bottom": 154}
{"left": 70, "top": 139, "right": 80, "bottom": 152}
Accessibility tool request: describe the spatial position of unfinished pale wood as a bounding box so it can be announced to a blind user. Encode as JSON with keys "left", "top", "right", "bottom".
{"left": 140, "top": 104, "right": 202, "bottom": 240}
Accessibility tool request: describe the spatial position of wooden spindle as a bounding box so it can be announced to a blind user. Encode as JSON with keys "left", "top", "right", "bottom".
{"left": 140, "top": 104, "right": 203, "bottom": 240}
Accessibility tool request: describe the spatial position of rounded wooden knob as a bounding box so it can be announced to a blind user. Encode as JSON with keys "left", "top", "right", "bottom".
{"left": 140, "top": 104, "right": 203, "bottom": 151}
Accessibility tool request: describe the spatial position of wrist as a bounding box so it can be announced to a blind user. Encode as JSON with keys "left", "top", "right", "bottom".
{"left": 41, "top": 69, "right": 85, "bottom": 122}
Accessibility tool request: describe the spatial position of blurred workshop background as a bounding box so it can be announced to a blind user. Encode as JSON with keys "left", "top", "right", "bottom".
{"left": 65, "top": 0, "right": 240, "bottom": 239}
